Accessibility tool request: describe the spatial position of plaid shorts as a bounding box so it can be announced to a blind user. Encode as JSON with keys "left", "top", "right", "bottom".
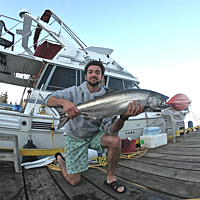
{"left": 64, "top": 130, "right": 105, "bottom": 174}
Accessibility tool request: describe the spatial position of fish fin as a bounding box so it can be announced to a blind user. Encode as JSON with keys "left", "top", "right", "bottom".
{"left": 82, "top": 114, "right": 96, "bottom": 122}
{"left": 54, "top": 106, "right": 66, "bottom": 116}
{"left": 54, "top": 107, "right": 70, "bottom": 129}
{"left": 81, "top": 113, "right": 99, "bottom": 122}
{"left": 57, "top": 116, "right": 70, "bottom": 129}
{"left": 87, "top": 117, "right": 102, "bottom": 123}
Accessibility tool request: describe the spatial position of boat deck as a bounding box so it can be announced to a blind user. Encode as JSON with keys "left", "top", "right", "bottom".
{"left": 1, "top": 130, "right": 200, "bottom": 200}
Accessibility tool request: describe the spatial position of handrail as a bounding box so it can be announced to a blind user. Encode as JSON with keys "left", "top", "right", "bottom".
{"left": 51, "top": 12, "right": 87, "bottom": 48}
{"left": 21, "top": 34, "right": 49, "bottom": 54}
{"left": 29, "top": 84, "right": 44, "bottom": 116}
{"left": 1, "top": 11, "right": 87, "bottom": 54}
{"left": 1, "top": 22, "right": 21, "bottom": 37}
{"left": 8, "top": 27, "right": 36, "bottom": 51}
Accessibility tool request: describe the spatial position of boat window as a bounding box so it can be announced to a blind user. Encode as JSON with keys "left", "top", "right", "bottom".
{"left": 81, "top": 71, "right": 86, "bottom": 83}
{"left": 108, "top": 77, "right": 123, "bottom": 89}
{"left": 77, "top": 70, "right": 80, "bottom": 86}
{"left": 124, "top": 80, "right": 133, "bottom": 89}
{"left": 47, "top": 67, "right": 76, "bottom": 91}
{"left": 37, "top": 65, "right": 54, "bottom": 89}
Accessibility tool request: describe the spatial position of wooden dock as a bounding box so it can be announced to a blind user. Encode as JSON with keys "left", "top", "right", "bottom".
{"left": 1, "top": 130, "right": 200, "bottom": 200}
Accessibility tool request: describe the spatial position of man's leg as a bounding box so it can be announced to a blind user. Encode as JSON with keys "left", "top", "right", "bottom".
{"left": 57, "top": 154, "right": 81, "bottom": 186}
{"left": 100, "top": 133, "right": 125, "bottom": 192}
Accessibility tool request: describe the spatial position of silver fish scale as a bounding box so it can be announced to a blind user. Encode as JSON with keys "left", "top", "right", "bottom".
{"left": 76, "top": 89, "right": 163, "bottom": 118}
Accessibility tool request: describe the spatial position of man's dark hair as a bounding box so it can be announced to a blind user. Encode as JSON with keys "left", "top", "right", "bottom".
{"left": 84, "top": 60, "right": 105, "bottom": 76}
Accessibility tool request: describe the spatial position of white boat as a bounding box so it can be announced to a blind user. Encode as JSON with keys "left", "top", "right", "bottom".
{"left": 0, "top": 9, "right": 188, "bottom": 151}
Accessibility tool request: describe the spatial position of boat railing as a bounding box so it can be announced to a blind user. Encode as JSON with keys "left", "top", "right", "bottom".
{"left": 29, "top": 84, "right": 44, "bottom": 117}
{"left": 20, "top": 34, "right": 49, "bottom": 55}
{"left": 8, "top": 27, "right": 36, "bottom": 53}
{"left": 0, "top": 9, "right": 88, "bottom": 56}
{"left": 50, "top": 12, "right": 87, "bottom": 49}
{"left": 0, "top": 103, "right": 14, "bottom": 110}
{"left": 0, "top": 15, "right": 35, "bottom": 54}
{"left": 0, "top": 20, "right": 15, "bottom": 51}
{"left": 0, "top": 21, "right": 20, "bottom": 38}
{"left": 0, "top": 16, "right": 60, "bottom": 58}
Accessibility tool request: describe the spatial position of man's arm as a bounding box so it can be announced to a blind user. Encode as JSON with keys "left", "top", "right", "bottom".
{"left": 47, "top": 96, "right": 80, "bottom": 119}
{"left": 110, "top": 101, "right": 143, "bottom": 133}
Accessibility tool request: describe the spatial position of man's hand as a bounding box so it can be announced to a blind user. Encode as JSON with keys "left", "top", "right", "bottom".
{"left": 62, "top": 100, "right": 80, "bottom": 120}
{"left": 110, "top": 101, "right": 143, "bottom": 133}
{"left": 120, "top": 101, "right": 143, "bottom": 120}
{"left": 47, "top": 96, "right": 80, "bottom": 120}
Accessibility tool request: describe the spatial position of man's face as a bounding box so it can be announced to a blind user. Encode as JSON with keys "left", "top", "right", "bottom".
{"left": 85, "top": 65, "right": 104, "bottom": 87}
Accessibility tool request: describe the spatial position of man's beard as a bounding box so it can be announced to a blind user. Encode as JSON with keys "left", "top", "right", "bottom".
{"left": 87, "top": 79, "right": 101, "bottom": 87}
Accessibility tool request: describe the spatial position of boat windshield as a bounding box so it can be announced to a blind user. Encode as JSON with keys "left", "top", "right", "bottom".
{"left": 36, "top": 64, "right": 140, "bottom": 91}
{"left": 108, "top": 77, "right": 139, "bottom": 90}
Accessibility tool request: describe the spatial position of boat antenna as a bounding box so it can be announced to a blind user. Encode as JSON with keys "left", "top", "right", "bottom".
{"left": 59, "top": 0, "right": 70, "bottom": 35}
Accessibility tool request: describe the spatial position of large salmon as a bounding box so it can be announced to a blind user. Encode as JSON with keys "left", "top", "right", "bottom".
{"left": 54, "top": 89, "right": 170, "bottom": 129}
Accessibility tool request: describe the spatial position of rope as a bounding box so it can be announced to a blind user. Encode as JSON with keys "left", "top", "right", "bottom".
{"left": 89, "top": 156, "right": 108, "bottom": 167}
{"left": 38, "top": 105, "right": 64, "bottom": 153}
{"left": 46, "top": 160, "right": 62, "bottom": 171}
{"left": 189, "top": 105, "right": 200, "bottom": 124}
{"left": 46, "top": 147, "right": 148, "bottom": 171}
{"left": 120, "top": 147, "right": 148, "bottom": 159}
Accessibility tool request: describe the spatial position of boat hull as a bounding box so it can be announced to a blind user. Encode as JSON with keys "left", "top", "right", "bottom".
{"left": 0, "top": 110, "right": 65, "bottom": 149}
{"left": 119, "top": 112, "right": 169, "bottom": 139}
{"left": 0, "top": 110, "right": 177, "bottom": 150}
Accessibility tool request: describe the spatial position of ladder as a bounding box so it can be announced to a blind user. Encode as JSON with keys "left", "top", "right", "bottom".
{"left": 0, "top": 133, "right": 21, "bottom": 173}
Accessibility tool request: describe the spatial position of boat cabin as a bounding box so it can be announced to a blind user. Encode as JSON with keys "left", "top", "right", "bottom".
{"left": 34, "top": 63, "right": 140, "bottom": 92}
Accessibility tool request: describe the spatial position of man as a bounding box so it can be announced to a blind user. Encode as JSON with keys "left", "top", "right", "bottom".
{"left": 45, "top": 60, "right": 143, "bottom": 193}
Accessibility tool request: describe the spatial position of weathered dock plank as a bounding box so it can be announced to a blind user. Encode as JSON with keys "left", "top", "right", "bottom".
{"left": 171, "top": 138, "right": 200, "bottom": 143}
{"left": 148, "top": 148, "right": 200, "bottom": 156}
{"left": 166, "top": 143, "right": 200, "bottom": 147}
{"left": 113, "top": 130, "right": 200, "bottom": 199}
{"left": 151, "top": 145, "right": 200, "bottom": 151}
{"left": 132, "top": 156, "right": 200, "bottom": 170}
{"left": 115, "top": 164, "right": 200, "bottom": 199}
{"left": 23, "top": 167, "right": 66, "bottom": 200}
{"left": 119, "top": 158, "right": 200, "bottom": 182}
{"left": 0, "top": 161, "right": 25, "bottom": 200}
{"left": 144, "top": 152, "right": 200, "bottom": 162}
{"left": 82, "top": 167, "right": 182, "bottom": 200}
{"left": 47, "top": 167, "right": 115, "bottom": 200}
{"left": 182, "top": 133, "right": 200, "bottom": 138}
{"left": 1, "top": 130, "right": 200, "bottom": 200}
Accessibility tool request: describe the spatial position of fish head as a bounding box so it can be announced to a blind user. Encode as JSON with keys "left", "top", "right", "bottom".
{"left": 146, "top": 93, "right": 170, "bottom": 111}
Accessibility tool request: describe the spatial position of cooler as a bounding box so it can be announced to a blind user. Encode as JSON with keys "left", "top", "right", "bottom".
{"left": 140, "top": 133, "right": 167, "bottom": 148}
{"left": 121, "top": 139, "right": 136, "bottom": 153}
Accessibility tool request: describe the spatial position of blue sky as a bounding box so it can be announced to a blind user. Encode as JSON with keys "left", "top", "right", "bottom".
{"left": 1, "top": 0, "right": 200, "bottom": 126}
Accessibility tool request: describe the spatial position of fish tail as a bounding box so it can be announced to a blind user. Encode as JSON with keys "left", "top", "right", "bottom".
{"left": 57, "top": 115, "right": 70, "bottom": 129}
{"left": 54, "top": 107, "right": 70, "bottom": 129}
